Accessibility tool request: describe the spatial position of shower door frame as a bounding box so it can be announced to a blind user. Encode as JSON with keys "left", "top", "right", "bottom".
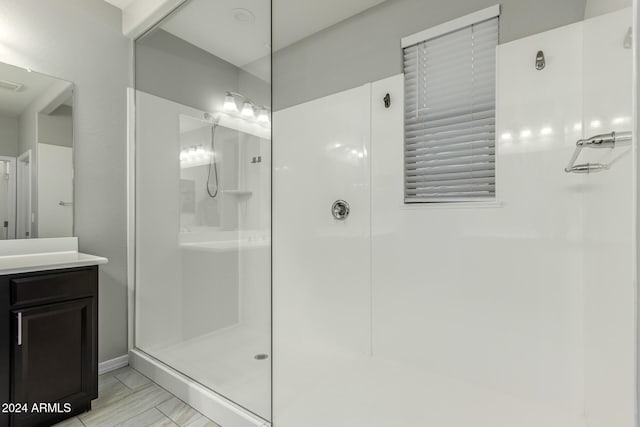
{"left": 634, "top": 2, "right": 640, "bottom": 423}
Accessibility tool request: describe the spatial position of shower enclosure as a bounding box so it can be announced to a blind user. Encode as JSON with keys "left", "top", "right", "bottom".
{"left": 130, "top": 1, "right": 637, "bottom": 427}
{"left": 130, "top": 0, "right": 271, "bottom": 424}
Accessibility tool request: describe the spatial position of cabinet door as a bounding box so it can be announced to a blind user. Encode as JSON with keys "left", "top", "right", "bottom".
{"left": 11, "top": 297, "right": 97, "bottom": 426}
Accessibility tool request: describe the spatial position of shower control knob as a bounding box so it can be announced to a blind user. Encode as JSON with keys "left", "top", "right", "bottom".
{"left": 331, "top": 200, "right": 350, "bottom": 220}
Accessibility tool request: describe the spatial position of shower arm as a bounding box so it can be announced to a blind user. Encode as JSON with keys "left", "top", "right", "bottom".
{"left": 564, "top": 131, "right": 632, "bottom": 173}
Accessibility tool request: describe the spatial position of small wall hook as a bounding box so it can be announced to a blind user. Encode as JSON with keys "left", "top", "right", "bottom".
{"left": 535, "top": 50, "right": 545, "bottom": 70}
{"left": 383, "top": 93, "right": 391, "bottom": 108}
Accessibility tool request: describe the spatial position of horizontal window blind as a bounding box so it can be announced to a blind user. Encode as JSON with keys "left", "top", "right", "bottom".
{"left": 404, "top": 17, "right": 498, "bottom": 203}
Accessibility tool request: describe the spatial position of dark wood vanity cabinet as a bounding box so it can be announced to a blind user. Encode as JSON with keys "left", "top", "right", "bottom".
{"left": 0, "top": 266, "right": 98, "bottom": 427}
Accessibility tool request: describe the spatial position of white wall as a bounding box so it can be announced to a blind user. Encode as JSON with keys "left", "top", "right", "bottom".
{"left": 371, "top": 9, "right": 635, "bottom": 424}
{"left": 273, "top": 8, "right": 635, "bottom": 427}
{"left": 38, "top": 109, "right": 73, "bottom": 148}
{"left": 0, "top": 160, "right": 15, "bottom": 240}
{"left": 136, "top": 90, "right": 271, "bottom": 347}
{"left": 272, "top": 0, "right": 587, "bottom": 110}
{"left": 135, "top": 90, "right": 185, "bottom": 352}
{"left": 581, "top": 8, "right": 635, "bottom": 426}
{"left": 0, "top": 0, "right": 131, "bottom": 362}
{"left": 0, "top": 115, "right": 18, "bottom": 157}
{"left": 273, "top": 84, "right": 372, "bottom": 423}
{"left": 37, "top": 143, "right": 73, "bottom": 238}
{"left": 371, "top": 21, "right": 586, "bottom": 416}
{"left": 585, "top": 0, "right": 632, "bottom": 17}
{"left": 18, "top": 80, "right": 72, "bottom": 238}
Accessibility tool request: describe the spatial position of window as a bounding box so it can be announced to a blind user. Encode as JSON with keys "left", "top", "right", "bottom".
{"left": 402, "top": 6, "right": 499, "bottom": 203}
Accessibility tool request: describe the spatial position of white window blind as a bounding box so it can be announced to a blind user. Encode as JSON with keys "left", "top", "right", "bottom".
{"left": 403, "top": 16, "right": 498, "bottom": 203}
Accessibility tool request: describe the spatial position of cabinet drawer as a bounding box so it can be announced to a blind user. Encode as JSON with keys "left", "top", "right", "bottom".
{"left": 10, "top": 268, "right": 96, "bottom": 306}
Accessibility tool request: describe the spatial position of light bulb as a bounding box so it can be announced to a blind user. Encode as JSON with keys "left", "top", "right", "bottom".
{"left": 223, "top": 93, "right": 238, "bottom": 112}
{"left": 257, "top": 108, "right": 270, "bottom": 124}
{"left": 241, "top": 101, "right": 255, "bottom": 118}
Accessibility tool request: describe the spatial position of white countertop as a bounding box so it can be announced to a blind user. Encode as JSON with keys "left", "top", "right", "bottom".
{"left": 0, "top": 237, "right": 108, "bottom": 275}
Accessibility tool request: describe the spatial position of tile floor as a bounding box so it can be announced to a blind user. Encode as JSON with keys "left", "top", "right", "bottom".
{"left": 53, "top": 366, "right": 220, "bottom": 427}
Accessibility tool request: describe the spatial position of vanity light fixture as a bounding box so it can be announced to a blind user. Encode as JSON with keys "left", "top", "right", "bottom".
{"left": 241, "top": 101, "right": 255, "bottom": 118}
{"left": 223, "top": 91, "right": 270, "bottom": 126}
{"left": 180, "top": 145, "right": 212, "bottom": 164}
{"left": 257, "top": 107, "right": 270, "bottom": 124}
{"left": 223, "top": 92, "right": 238, "bottom": 112}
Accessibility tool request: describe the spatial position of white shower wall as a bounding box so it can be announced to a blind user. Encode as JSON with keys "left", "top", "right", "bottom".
{"left": 581, "top": 9, "right": 634, "bottom": 426}
{"left": 273, "top": 8, "right": 634, "bottom": 427}
{"left": 135, "top": 89, "right": 272, "bottom": 419}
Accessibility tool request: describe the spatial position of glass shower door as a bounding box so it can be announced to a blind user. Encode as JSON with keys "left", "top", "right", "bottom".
{"left": 133, "top": 0, "right": 271, "bottom": 421}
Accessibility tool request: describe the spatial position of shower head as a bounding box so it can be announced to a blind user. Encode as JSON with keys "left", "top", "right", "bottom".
{"left": 203, "top": 112, "right": 220, "bottom": 126}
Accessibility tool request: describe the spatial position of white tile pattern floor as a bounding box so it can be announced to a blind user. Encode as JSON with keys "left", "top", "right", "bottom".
{"left": 53, "top": 366, "right": 220, "bottom": 427}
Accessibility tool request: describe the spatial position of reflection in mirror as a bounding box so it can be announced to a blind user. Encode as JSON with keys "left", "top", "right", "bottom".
{"left": 0, "top": 62, "right": 73, "bottom": 239}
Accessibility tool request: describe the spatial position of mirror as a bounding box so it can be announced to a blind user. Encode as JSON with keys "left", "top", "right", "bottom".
{"left": 0, "top": 61, "right": 73, "bottom": 239}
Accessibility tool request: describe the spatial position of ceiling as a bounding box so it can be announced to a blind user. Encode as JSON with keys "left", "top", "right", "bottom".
{"left": 162, "top": 0, "right": 270, "bottom": 70}
{"left": 273, "top": 0, "right": 386, "bottom": 50}
{"left": 0, "top": 62, "right": 59, "bottom": 118}
{"left": 104, "top": 0, "right": 134, "bottom": 9}
{"left": 105, "top": 0, "right": 386, "bottom": 74}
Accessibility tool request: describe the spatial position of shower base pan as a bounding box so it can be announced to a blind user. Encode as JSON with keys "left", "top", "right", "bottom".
{"left": 130, "top": 347, "right": 270, "bottom": 427}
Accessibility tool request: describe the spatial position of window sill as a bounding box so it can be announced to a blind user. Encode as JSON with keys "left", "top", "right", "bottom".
{"left": 400, "top": 200, "right": 504, "bottom": 210}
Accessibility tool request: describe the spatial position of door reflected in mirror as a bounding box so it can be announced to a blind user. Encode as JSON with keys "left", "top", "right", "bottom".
{"left": 0, "top": 62, "right": 74, "bottom": 239}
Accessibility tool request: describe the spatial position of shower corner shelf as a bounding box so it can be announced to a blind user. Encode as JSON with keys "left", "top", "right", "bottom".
{"left": 221, "top": 190, "right": 253, "bottom": 197}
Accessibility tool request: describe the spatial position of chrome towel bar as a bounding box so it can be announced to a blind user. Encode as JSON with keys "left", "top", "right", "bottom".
{"left": 564, "top": 131, "right": 632, "bottom": 173}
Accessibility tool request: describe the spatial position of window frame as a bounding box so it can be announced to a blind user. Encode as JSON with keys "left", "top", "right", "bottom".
{"left": 401, "top": 5, "right": 501, "bottom": 204}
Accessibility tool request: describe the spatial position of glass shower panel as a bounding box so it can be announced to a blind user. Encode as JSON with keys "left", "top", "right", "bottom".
{"left": 134, "top": 0, "right": 271, "bottom": 421}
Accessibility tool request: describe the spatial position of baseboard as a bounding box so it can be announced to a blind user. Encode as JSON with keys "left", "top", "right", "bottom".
{"left": 129, "top": 349, "right": 270, "bottom": 427}
{"left": 98, "top": 354, "right": 129, "bottom": 375}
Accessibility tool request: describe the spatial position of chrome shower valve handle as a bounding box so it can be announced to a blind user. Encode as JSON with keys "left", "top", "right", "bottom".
{"left": 331, "top": 200, "right": 350, "bottom": 220}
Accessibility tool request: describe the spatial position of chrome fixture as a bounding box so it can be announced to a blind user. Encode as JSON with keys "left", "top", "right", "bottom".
{"left": 331, "top": 200, "right": 350, "bottom": 220}
{"left": 58, "top": 201, "right": 73, "bottom": 207}
{"left": 564, "top": 131, "right": 632, "bottom": 173}
{"left": 384, "top": 93, "right": 391, "bottom": 108}
{"left": 17, "top": 312, "right": 22, "bottom": 346}
{"left": 535, "top": 50, "right": 545, "bottom": 70}
{"left": 223, "top": 91, "right": 270, "bottom": 126}
{"left": 207, "top": 124, "right": 220, "bottom": 198}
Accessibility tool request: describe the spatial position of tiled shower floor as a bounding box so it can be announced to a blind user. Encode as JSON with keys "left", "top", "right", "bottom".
{"left": 53, "top": 367, "right": 220, "bottom": 427}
